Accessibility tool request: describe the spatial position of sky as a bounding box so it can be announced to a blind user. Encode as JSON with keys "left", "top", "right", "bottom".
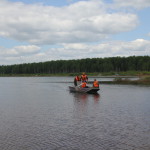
{"left": 0, "top": 0, "right": 150, "bottom": 65}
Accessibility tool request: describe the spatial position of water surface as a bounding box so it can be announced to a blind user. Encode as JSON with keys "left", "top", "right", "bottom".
{"left": 0, "top": 77, "right": 149, "bottom": 150}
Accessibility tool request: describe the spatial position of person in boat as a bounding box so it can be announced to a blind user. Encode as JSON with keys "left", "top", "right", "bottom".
{"left": 81, "top": 72, "right": 88, "bottom": 83}
{"left": 74, "top": 75, "right": 81, "bottom": 86}
{"left": 81, "top": 81, "right": 87, "bottom": 88}
{"left": 93, "top": 79, "right": 99, "bottom": 88}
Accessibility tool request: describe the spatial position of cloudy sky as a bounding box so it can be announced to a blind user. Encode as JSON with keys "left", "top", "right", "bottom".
{"left": 0, "top": 0, "right": 150, "bottom": 65}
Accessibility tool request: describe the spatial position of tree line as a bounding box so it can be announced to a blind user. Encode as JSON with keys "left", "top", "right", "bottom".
{"left": 0, "top": 56, "right": 150, "bottom": 74}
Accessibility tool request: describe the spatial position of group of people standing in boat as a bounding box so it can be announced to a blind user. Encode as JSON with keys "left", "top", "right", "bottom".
{"left": 74, "top": 72, "right": 99, "bottom": 88}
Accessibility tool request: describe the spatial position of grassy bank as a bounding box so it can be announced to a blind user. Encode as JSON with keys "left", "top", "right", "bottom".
{"left": 99, "top": 76, "right": 150, "bottom": 85}
{"left": 0, "top": 73, "right": 72, "bottom": 77}
{"left": 89, "top": 71, "right": 150, "bottom": 76}
{"left": 0, "top": 71, "right": 150, "bottom": 77}
{"left": 0, "top": 72, "right": 150, "bottom": 85}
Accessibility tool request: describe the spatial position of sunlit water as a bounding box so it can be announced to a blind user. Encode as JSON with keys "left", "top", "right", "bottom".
{"left": 0, "top": 77, "right": 149, "bottom": 150}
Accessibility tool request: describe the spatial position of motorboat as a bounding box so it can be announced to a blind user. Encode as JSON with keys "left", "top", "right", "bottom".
{"left": 69, "top": 86, "right": 99, "bottom": 94}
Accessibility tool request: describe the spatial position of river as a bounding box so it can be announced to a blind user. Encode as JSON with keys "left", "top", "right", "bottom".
{"left": 0, "top": 77, "right": 149, "bottom": 150}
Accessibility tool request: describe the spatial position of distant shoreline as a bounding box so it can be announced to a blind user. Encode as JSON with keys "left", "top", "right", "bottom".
{"left": 0, "top": 74, "right": 150, "bottom": 85}
{"left": 0, "top": 71, "right": 150, "bottom": 77}
{"left": 0, "top": 75, "right": 138, "bottom": 78}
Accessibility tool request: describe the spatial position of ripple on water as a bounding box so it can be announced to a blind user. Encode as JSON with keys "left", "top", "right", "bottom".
{"left": 0, "top": 78, "right": 150, "bottom": 150}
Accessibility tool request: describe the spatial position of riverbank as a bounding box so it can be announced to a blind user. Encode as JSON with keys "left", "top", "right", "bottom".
{"left": 0, "top": 72, "right": 150, "bottom": 85}
{"left": 0, "top": 71, "right": 150, "bottom": 77}
{"left": 98, "top": 76, "right": 150, "bottom": 85}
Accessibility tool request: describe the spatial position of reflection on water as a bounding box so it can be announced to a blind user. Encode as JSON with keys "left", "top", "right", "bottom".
{"left": 71, "top": 92, "right": 100, "bottom": 103}
{"left": 0, "top": 77, "right": 150, "bottom": 150}
{"left": 70, "top": 93, "right": 101, "bottom": 120}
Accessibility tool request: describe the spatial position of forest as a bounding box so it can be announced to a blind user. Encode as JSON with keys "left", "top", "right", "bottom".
{"left": 0, "top": 56, "right": 150, "bottom": 75}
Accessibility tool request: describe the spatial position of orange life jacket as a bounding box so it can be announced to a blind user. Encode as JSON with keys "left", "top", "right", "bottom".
{"left": 81, "top": 75, "right": 87, "bottom": 81}
{"left": 75, "top": 76, "right": 80, "bottom": 81}
{"left": 81, "top": 82, "right": 87, "bottom": 88}
{"left": 93, "top": 81, "right": 99, "bottom": 87}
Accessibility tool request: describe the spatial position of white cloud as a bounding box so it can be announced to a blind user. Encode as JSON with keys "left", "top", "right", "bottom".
{"left": 0, "top": 45, "right": 40, "bottom": 57}
{"left": 46, "top": 39, "right": 150, "bottom": 59}
{"left": 0, "top": 0, "right": 149, "bottom": 65}
{"left": 113, "top": 0, "right": 150, "bottom": 9}
{"left": 0, "top": 0, "right": 138, "bottom": 44}
{"left": 0, "top": 39, "right": 149, "bottom": 65}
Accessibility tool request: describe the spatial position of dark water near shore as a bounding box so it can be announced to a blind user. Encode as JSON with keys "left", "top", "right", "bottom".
{"left": 0, "top": 77, "right": 149, "bottom": 150}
